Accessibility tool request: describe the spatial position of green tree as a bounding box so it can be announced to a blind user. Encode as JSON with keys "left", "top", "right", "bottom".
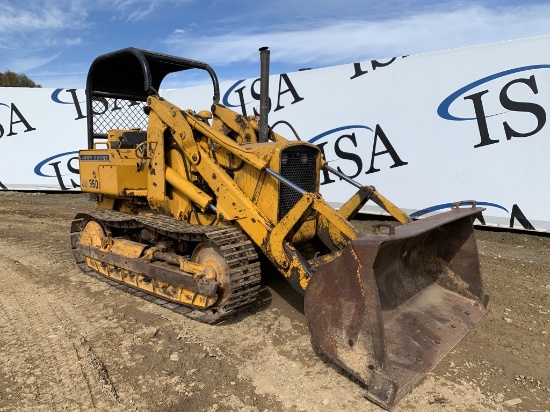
{"left": 0, "top": 70, "right": 42, "bottom": 88}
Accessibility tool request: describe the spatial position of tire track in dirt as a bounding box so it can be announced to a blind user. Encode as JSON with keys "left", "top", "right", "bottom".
{"left": 1, "top": 192, "right": 548, "bottom": 411}
{"left": 0, "top": 243, "right": 125, "bottom": 411}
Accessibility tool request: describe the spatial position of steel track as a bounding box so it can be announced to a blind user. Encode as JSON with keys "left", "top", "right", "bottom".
{"left": 70, "top": 210, "right": 261, "bottom": 324}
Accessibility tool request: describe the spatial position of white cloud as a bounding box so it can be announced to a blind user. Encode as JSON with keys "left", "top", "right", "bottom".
{"left": 164, "top": 4, "right": 550, "bottom": 67}
{"left": 113, "top": 0, "right": 156, "bottom": 22}
{"left": 0, "top": 1, "right": 87, "bottom": 34}
{"left": 7, "top": 53, "right": 62, "bottom": 73}
{"left": 106, "top": 0, "right": 193, "bottom": 22}
{"left": 0, "top": 1, "right": 88, "bottom": 73}
{"left": 64, "top": 37, "right": 83, "bottom": 46}
{"left": 3, "top": 1, "right": 550, "bottom": 88}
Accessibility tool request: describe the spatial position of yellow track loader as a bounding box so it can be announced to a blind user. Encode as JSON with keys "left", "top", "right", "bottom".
{"left": 71, "top": 47, "right": 488, "bottom": 409}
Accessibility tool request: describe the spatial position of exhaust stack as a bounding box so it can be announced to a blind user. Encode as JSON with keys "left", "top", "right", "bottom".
{"left": 259, "top": 47, "right": 270, "bottom": 143}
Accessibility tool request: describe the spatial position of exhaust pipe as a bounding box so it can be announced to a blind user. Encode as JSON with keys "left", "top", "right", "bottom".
{"left": 259, "top": 47, "right": 270, "bottom": 143}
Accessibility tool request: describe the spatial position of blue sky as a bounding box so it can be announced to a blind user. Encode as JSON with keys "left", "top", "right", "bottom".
{"left": 2, "top": 0, "right": 550, "bottom": 89}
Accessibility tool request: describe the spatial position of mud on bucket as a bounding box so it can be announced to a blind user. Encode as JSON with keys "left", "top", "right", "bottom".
{"left": 304, "top": 206, "right": 488, "bottom": 410}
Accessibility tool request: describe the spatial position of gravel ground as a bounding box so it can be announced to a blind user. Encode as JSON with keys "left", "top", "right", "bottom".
{"left": 0, "top": 192, "right": 548, "bottom": 412}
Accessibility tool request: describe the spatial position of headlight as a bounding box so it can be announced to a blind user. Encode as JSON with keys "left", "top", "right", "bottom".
{"left": 281, "top": 153, "right": 288, "bottom": 166}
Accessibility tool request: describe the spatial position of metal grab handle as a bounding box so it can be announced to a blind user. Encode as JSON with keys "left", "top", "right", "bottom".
{"left": 265, "top": 168, "right": 306, "bottom": 195}
{"left": 373, "top": 223, "right": 395, "bottom": 236}
{"left": 323, "top": 164, "right": 362, "bottom": 188}
{"left": 451, "top": 200, "right": 477, "bottom": 209}
{"left": 134, "top": 141, "right": 150, "bottom": 159}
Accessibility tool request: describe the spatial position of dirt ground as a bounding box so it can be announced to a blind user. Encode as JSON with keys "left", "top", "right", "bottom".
{"left": 0, "top": 191, "right": 548, "bottom": 412}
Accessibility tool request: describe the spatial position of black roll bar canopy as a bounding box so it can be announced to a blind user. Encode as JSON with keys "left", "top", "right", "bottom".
{"left": 85, "top": 47, "right": 220, "bottom": 148}
{"left": 86, "top": 47, "right": 220, "bottom": 102}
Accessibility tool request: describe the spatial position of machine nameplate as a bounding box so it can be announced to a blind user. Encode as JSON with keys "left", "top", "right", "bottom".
{"left": 81, "top": 154, "right": 110, "bottom": 161}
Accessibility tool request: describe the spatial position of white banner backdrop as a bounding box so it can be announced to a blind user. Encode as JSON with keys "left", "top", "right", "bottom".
{"left": 1, "top": 35, "right": 549, "bottom": 231}
{"left": 0, "top": 88, "right": 85, "bottom": 190}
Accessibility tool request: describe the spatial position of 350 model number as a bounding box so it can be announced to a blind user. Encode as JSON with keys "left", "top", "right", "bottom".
{"left": 82, "top": 178, "right": 99, "bottom": 189}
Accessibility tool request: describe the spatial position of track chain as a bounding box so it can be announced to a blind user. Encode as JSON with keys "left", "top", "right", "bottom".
{"left": 70, "top": 210, "right": 261, "bottom": 324}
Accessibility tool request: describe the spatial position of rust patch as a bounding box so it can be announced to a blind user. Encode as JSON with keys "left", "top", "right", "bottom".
{"left": 304, "top": 207, "right": 488, "bottom": 410}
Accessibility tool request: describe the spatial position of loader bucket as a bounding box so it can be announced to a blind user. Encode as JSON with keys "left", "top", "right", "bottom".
{"left": 304, "top": 207, "right": 488, "bottom": 410}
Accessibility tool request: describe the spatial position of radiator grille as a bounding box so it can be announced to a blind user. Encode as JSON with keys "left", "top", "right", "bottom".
{"left": 278, "top": 146, "right": 318, "bottom": 220}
